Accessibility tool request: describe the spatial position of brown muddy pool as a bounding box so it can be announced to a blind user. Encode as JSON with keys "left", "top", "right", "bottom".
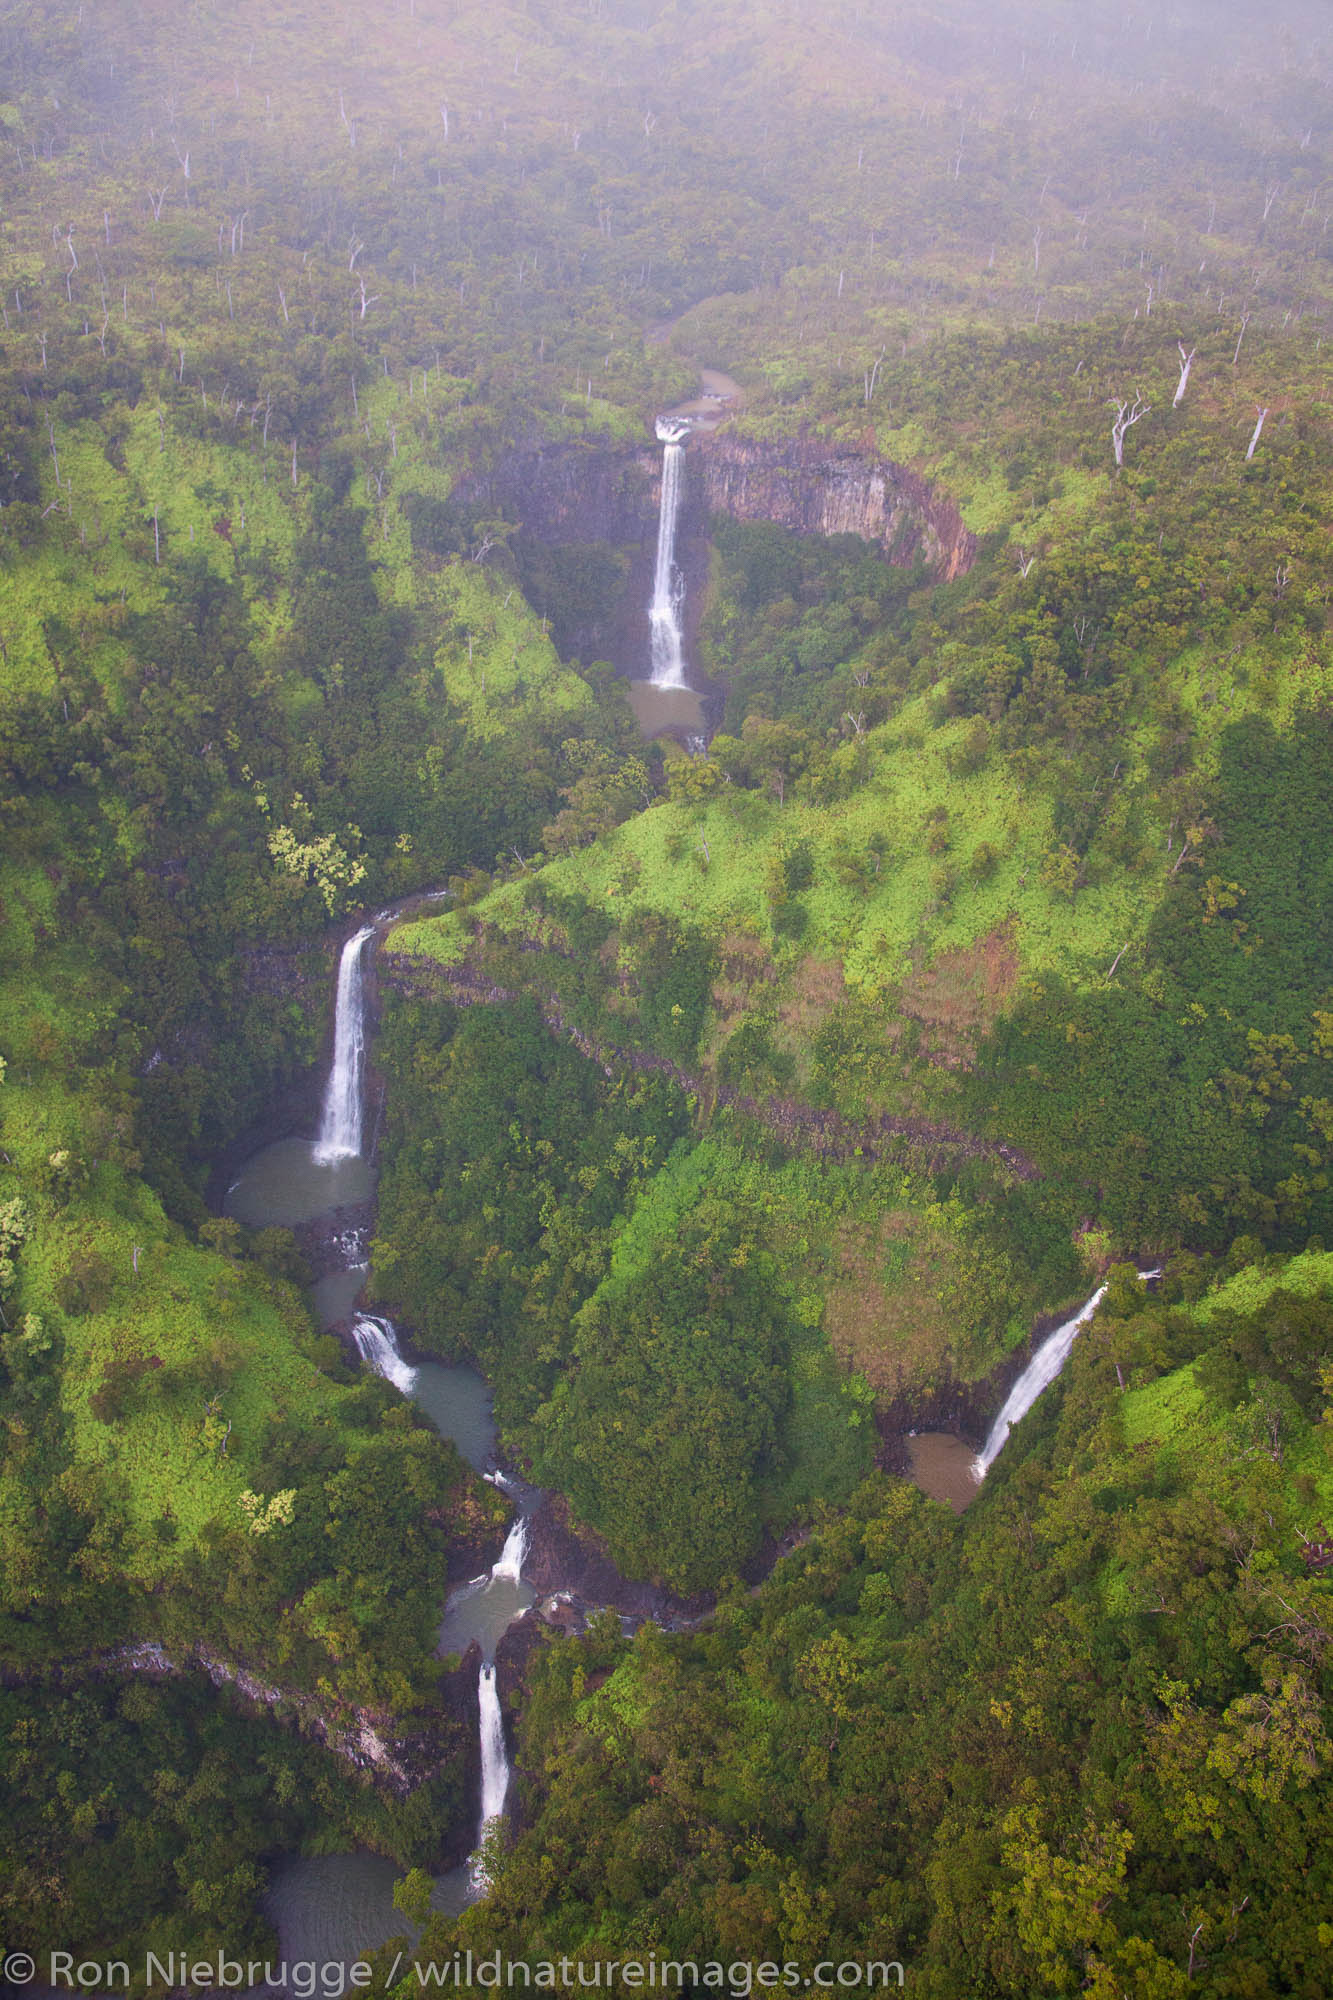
{"left": 906, "top": 1433, "right": 982, "bottom": 1512}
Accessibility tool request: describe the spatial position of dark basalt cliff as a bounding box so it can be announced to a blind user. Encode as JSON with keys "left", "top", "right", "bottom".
{"left": 465, "top": 441, "right": 663, "bottom": 545}
{"left": 457, "top": 427, "right": 973, "bottom": 683}
{"left": 691, "top": 430, "right": 976, "bottom": 580}
{"left": 461, "top": 427, "right": 975, "bottom": 578}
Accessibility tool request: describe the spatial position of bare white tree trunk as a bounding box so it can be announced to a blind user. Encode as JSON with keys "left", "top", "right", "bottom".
{"left": 1233, "top": 311, "right": 1251, "bottom": 366}
{"left": 1245, "top": 406, "right": 1269, "bottom": 461}
{"left": 1109, "top": 394, "right": 1150, "bottom": 467}
{"left": 1172, "top": 342, "right": 1196, "bottom": 407}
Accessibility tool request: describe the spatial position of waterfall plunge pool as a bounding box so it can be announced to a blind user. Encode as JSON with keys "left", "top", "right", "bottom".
{"left": 437, "top": 1510, "right": 536, "bottom": 1665}
{"left": 224, "top": 1135, "right": 373, "bottom": 1230}
{"left": 905, "top": 1433, "right": 983, "bottom": 1513}
{"left": 627, "top": 677, "right": 706, "bottom": 743}
{"left": 263, "top": 1852, "right": 473, "bottom": 1995}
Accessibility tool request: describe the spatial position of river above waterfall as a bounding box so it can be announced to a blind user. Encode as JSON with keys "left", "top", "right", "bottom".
{"left": 657, "top": 365, "right": 744, "bottom": 430}
{"left": 411, "top": 1363, "right": 497, "bottom": 1476}
{"left": 310, "top": 1262, "right": 374, "bottom": 1331}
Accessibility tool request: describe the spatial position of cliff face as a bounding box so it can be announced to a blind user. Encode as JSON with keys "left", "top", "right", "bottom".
{"left": 691, "top": 431, "right": 976, "bottom": 581}
{"left": 459, "top": 430, "right": 973, "bottom": 684}
{"left": 465, "top": 430, "right": 975, "bottom": 582}
{"left": 463, "top": 442, "right": 662, "bottom": 546}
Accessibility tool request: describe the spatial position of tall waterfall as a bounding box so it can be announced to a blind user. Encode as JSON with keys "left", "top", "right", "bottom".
{"left": 351, "top": 1313, "right": 418, "bottom": 1395}
{"left": 973, "top": 1269, "right": 1160, "bottom": 1479}
{"left": 471, "top": 1663, "right": 510, "bottom": 1890}
{"left": 313, "top": 925, "right": 376, "bottom": 1162}
{"left": 648, "top": 424, "right": 688, "bottom": 689}
{"left": 972, "top": 1286, "right": 1107, "bottom": 1479}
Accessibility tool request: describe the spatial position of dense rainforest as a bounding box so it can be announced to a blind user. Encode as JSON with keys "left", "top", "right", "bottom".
{"left": 1, "top": 0, "right": 1332, "bottom": 1991}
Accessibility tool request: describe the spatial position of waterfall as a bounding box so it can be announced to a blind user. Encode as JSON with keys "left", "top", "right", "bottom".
{"left": 491, "top": 1511, "right": 528, "bottom": 1582}
{"left": 477, "top": 1666, "right": 510, "bottom": 1823}
{"left": 972, "top": 1286, "right": 1107, "bottom": 1479}
{"left": 313, "top": 925, "right": 376, "bottom": 1163}
{"left": 351, "top": 1313, "right": 418, "bottom": 1395}
{"left": 470, "top": 1663, "right": 510, "bottom": 1890}
{"left": 973, "top": 1269, "right": 1161, "bottom": 1479}
{"left": 648, "top": 425, "right": 688, "bottom": 689}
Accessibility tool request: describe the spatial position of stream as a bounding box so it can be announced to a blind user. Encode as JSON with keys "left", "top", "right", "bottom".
{"left": 218, "top": 858, "right": 1149, "bottom": 1979}
{"left": 223, "top": 916, "right": 529, "bottom": 1981}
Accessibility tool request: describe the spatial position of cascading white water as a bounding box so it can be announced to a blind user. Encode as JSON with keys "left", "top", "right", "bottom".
{"left": 648, "top": 425, "right": 688, "bottom": 689}
{"left": 972, "top": 1286, "right": 1107, "bottom": 1478}
{"left": 313, "top": 925, "right": 376, "bottom": 1162}
{"left": 471, "top": 1663, "right": 510, "bottom": 1890}
{"left": 351, "top": 1313, "right": 418, "bottom": 1395}
{"left": 477, "top": 1666, "right": 510, "bottom": 1823}
{"left": 972, "top": 1269, "right": 1161, "bottom": 1479}
{"left": 470, "top": 1520, "right": 526, "bottom": 1888}
{"left": 491, "top": 1512, "right": 528, "bottom": 1582}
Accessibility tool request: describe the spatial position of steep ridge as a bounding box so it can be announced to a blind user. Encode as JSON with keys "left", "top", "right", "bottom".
{"left": 379, "top": 951, "right": 1038, "bottom": 1181}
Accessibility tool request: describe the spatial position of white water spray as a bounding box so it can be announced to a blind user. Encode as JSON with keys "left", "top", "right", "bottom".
{"left": 351, "top": 1313, "right": 418, "bottom": 1395}
{"left": 972, "top": 1286, "right": 1107, "bottom": 1478}
{"left": 313, "top": 925, "right": 376, "bottom": 1162}
{"left": 469, "top": 1516, "right": 528, "bottom": 1891}
{"left": 972, "top": 1269, "right": 1160, "bottom": 1479}
{"left": 648, "top": 420, "right": 689, "bottom": 688}
{"left": 491, "top": 1511, "right": 529, "bottom": 1582}
{"left": 471, "top": 1663, "right": 510, "bottom": 1889}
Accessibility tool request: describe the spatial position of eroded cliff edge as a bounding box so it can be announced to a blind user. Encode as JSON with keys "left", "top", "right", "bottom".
{"left": 691, "top": 430, "right": 976, "bottom": 580}
{"left": 460, "top": 427, "right": 976, "bottom": 580}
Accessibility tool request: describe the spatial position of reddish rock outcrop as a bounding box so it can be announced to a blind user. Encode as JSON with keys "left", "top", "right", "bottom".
{"left": 691, "top": 429, "right": 976, "bottom": 580}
